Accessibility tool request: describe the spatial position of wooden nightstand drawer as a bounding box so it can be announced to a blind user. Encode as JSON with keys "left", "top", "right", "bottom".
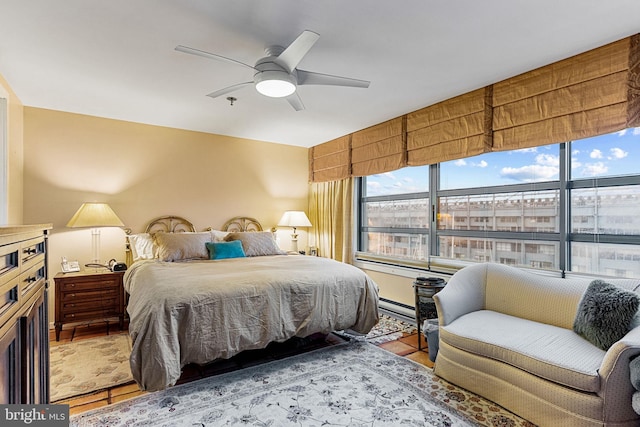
{"left": 60, "top": 287, "right": 119, "bottom": 302}
{"left": 54, "top": 270, "right": 126, "bottom": 341}
{"left": 62, "top": 296, "right": 118, "bottom": 317}
{"left": 61, "top": 307, "right": 120, "bottom": 322}
{"left": 58, "top": 278, "right": 119, "bottom": 292}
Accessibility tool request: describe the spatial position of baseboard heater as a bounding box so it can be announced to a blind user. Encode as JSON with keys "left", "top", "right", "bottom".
{"left": 379, "top": 298, "right": 417, "bottom": 325}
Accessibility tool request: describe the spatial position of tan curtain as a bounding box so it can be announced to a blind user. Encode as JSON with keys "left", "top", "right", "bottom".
{"left": 351, "top": 117, "right": 406, "bottom": 176}
{"left": 308, "top": 178, "right": 353, "bottom": 263}
{"left": 493, "top": 35, "right": 640, "bottom": 151}
{"left": 309, "top": 135, "right": 351, "bottom": 182}
{"left": 406, "top": 87, "right": 493, "bottom": 166}
{"left": 308, "top": 33, "right": 640, "bottom": 176}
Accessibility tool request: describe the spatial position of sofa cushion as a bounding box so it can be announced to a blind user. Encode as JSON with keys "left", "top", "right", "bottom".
{"left": 441, "top": 310, "right": 606, "bottom": 393}
{"left": 573, "top": 280, "right": 640, "bottom": 350}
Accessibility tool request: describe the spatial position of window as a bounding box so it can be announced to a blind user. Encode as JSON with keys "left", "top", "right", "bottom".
{"left": 360, "top": 166, "right": 429, "bottom": 261}
{"left": 437, "top": 147, "right": 561, "bottom": 269}
{"left": 569, "top": 130, "right": 640, "bottom": 277}
{"left": 357, "top": 128, "right": 640, "bottom": 278}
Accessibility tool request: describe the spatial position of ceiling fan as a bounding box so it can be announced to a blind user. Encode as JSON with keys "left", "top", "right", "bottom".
{"left": 175, "top": 30, "right": 370, "bottom": 111}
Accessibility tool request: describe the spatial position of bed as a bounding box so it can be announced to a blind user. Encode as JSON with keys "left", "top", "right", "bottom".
{"left": 124, "top": 216, "right": 380, "bottom": 391}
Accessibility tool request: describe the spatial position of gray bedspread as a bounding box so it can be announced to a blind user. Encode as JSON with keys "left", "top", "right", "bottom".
{"left": 124, "top": 255, "right": 379, "bottom": 391}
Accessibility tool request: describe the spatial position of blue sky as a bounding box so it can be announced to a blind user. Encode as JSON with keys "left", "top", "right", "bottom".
{"left": 365, "top": 128, "right": 640, "bottom": 196}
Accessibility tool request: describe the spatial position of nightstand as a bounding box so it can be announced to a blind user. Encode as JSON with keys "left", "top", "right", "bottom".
{"left": 54, "top": 269, "right": 126, "bottom": 341}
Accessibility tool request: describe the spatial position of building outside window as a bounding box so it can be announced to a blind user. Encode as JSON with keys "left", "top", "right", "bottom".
{"left": 360, "top": 166, "right": 429, "bottom": 261}
{"left": 357, "top": 128, "right": 640, "bottom": 278}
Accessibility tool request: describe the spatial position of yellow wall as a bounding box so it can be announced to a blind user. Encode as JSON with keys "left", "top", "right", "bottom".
{"left": 21, "top": 107, "right": 310, "bottom": 316}
{"left": 0, "top": 74, "right": 24, "bottom": 223}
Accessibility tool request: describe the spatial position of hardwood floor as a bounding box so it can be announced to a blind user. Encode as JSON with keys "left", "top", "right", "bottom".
{"left": 50, "top": 320, "right": 434, "bottom": 416}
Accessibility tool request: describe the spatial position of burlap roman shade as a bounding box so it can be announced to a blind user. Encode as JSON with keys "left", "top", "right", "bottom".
{"left": 309, "top": 135, "right": 351, "bottom": 182}
{"left": 351, "top": 117, "right": 406, "bottom": 176}
{"left": 493, "top": 35, "right": 640, "bottom": 151}
{"left": 406, "top": 87, "right": 493, "bottom": 166}
{"left": 308, "top": 34, "right": 640, "bottom": 182}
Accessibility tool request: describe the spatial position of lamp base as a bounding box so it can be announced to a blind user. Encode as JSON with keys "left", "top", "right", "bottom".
{"left": 91, "top": 228, "right": 101, "bottom": 267}
{"left": 290, "top": 233, "right": 299, "bottom": 253}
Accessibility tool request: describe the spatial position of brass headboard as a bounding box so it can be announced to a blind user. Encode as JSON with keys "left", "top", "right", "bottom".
{"left": 125, "top": 216, "right": 196, "bottom": 266}
{"left": 126, "top": 216, "right": 265, "bottom": 266}
{"left": 144, "top": 216, "right": 196, "bottom": 234}
{"left": 220, "top": 216, "right": 263, "bottom": 232}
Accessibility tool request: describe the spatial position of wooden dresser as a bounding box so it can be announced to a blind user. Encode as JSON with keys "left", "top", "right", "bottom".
{"left": 0, "top": 224, "right": 51, "bottom": 404}
{"left": 54, "top": 269, "right": 125, "bottom": 341}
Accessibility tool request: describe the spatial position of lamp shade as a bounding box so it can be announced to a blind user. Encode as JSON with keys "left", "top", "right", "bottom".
{"left": 278, "top": 211, "right": 312, "bottom": 228}
{"left": 66, "top": 202, "right": 124, "bottom": 228}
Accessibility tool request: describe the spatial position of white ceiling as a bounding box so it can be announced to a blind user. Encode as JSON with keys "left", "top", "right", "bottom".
{"left": 1, "top": 1, "right": 639, "bottom": 148}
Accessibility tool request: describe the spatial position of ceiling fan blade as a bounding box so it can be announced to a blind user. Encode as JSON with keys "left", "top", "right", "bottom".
{"left": 286, "top": 92, "right": 305, "bottom": 111}
{"left": 206, "top": 82, "right": 253, "bottom": 98}
{"left": 297, "top": 69, "right": 370, "bottom": 88}
{"left": 175, "top": 45, "right": 256, "bottom": 71}
{"left": 276, "top": 30, "right": 320, "bottom": 73}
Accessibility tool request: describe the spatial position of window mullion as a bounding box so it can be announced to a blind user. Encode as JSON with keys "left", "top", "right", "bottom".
{"left": 429, "top": 163, "right": 439, "bottom": 259}
{"left": 559, "top": 142, "right": 569, "bottom": 273}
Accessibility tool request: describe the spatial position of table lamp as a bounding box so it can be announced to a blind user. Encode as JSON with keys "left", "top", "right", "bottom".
{"left": 67, "top": 202, "right": 125, "bottom": 267}
{"left": 277, "top": 211, "right": 312, "bottom": 253}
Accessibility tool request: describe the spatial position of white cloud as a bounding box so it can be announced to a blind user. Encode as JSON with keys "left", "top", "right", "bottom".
{"left": 513, "top": 147, "right": 538, "bottom": 154}
{"left": 367, "top": 181, "right": 381, "bottom": 190}
{"left": 571, "top": 158, "right": 582, "bottom": 170}
{"left": 403, "top": 177, "right": 414, "bottom": 183}
{"left": 469, "top": 160, "right": 487, "bottom": 168}
{"left": 500, "top": 165, "right": 559, "bottom": 182}
{"left": 617, "top": 129, "right": 627, "bottom": 137}
{"left": 582, "top": 162, "right": 608, "bottom": 176}
{"left": 609, "top": 147, "right": 628, "bottom": 159}
{"left": 633, "top": 128, "right": 640, "bottom": 136}
{"left": 590, "top": 149, "right": 603, "bottom": 159}
{"left": 454, "top": 159, "right": 467, "bottom": 166}
{"left": 381, "top": 172, "right": 395, "bottom": 179}
{"left": 572, "top": 149, "right": 580, "bottom": 155}
{"left": 535, "top": 153, "right": 558, "bottom": 166}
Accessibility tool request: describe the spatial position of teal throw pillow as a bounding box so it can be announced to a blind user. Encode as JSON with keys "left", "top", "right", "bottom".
{"left": 206, "top": 240, "right": 246, "bottom": 260}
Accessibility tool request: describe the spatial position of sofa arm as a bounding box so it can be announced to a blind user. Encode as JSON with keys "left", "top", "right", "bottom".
{"left": 433, "top": 263, "right": 488, "bottom": 326}
{"left": 598, "top": 326, "right": 640, "bottom": 421}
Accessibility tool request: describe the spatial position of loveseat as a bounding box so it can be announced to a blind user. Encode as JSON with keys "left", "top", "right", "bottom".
{"left": 432, "top": 262, "right": 640, "bottom": 427}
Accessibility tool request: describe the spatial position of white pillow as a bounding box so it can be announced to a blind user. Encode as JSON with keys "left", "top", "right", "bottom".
{"left": 128, "top": 233, "right": 156, "bottom": 261}
{"left": 210, "top": 229, "right": 230, "bottom": 242}
{"left": 155, "top": 232, "right": 212, "bottom": 262}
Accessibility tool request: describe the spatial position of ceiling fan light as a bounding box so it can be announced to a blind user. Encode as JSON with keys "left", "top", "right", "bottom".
{"left": 255, "top": 71, "right": 296, "bottom": 98}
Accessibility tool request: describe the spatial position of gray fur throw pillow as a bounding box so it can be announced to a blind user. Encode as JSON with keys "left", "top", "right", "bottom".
{"left": 573, "top": 280, "right": 640, "bottom": 350}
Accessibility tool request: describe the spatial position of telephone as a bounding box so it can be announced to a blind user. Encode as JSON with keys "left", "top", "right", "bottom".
{"left": 61, "top": 257, "right": 80, "bottom": 273}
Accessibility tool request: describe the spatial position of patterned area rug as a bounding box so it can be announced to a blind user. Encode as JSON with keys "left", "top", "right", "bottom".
{"left": 338, "top": 313, "right": 418, "bottom": 344}
{"left": 50, "top": 334, "right": 133, "bottom": 402}
{"left": 71, "top": 341, "right": 533, "bottom": 427}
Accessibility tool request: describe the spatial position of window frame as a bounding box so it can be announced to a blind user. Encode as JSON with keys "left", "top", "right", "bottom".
{"left": 356, "top": 137, "right": 640, "bottom": 277}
